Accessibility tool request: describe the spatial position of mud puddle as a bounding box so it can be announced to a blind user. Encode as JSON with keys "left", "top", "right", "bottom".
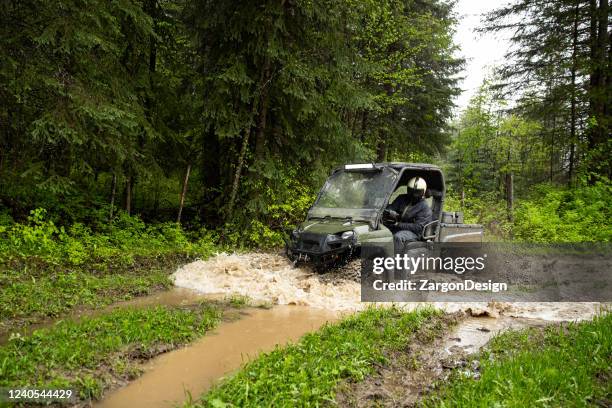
{"left": 6, "top": 252, "right": 602, "bottom": 406}
{"left": 96, "top": 306, "right": 338, "bottom": 408}
{"left": 170, "top": 253, "right": 605, "bottom": 407}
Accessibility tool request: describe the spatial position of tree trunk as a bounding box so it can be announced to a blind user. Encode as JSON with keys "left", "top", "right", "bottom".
{"left": 568, "top": 2, "right": 579, "bottom": 187}
{"left": 587, "top": 0, "right": 609, "bottom": 183}
{"left": 109, "top": 173, "right": 117, "bottom": 220}
{"left": 254, "top": 62, "right": 270, "bottom": 161}
{"left": 125, "top": 176, "right": 132, "bottom": 215}
{"left": 376, "top": 135, "right": 387, "bottom": 162}
{"left": 177, "top": 164, "right": 191, "bottom": 224}
{"left": 254, "top": 41, "right": 272, "bottom": 161}
{"left": 226, "top": 128, "right": 251, "bottom": 220}
{"left": 360, "top": 111, "right": 368, "bottom": 142}
{"left": 153, "top": 178, "right": 160, "bottom": 218}
{"left": 506, "top": 172, "right": 513, "bottom": 222}
{"left": 549, "top": 116, "right": 555, "bottom": 182}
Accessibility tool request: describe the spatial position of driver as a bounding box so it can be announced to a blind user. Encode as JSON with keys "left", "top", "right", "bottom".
{"left": 384, "top": 177, "right": 432, "bottom": 253}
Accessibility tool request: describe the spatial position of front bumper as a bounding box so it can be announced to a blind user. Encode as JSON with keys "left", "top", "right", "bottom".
{"left": 286, "top": 231, "right": 356, "bottom": 267}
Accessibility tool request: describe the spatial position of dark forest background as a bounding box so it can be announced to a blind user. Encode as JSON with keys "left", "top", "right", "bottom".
{"left": 0, "top": 0, "right": 610, "bottom": 250}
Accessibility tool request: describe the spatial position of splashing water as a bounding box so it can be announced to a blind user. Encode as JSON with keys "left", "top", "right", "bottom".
{"left": 172, "top": 252, "right": 363, "bottom": 311}
{"left": 172, "top": 252, "right": 604, "bottom": 319}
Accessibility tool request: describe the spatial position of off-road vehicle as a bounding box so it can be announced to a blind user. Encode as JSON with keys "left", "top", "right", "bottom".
{"left": 286, "top": 163, "right": 483, "bottom": 269}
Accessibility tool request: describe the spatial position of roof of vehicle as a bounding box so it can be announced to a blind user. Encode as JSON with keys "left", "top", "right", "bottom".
{"left": 333, "top": 162, "right": 442, "bottom": 172}
{"left": 384, "top": 162, "right": 442, "bottom": 171}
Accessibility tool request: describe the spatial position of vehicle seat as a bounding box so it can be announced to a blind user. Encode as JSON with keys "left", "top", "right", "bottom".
{"left": 426, "top": 189, "right": 443, "bottom": 221}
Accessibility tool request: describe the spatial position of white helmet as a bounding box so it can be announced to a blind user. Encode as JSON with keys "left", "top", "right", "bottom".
{"left": 407, "top": 177, "right": 427, "bottom": 198}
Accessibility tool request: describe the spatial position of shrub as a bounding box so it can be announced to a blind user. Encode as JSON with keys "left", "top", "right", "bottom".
{"left": 513, "top": 181, "right": 611, "bottom": 242}
{"left": 0, "top": 208, "right": 217, "bottom": 264}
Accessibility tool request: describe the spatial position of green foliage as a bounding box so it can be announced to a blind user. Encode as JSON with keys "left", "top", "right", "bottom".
{"left": 0, "top": 208, "right": 217, "bottom": 264}
{"left": 222, "top": 174, "right": 316, "bottom": 248}
{"left": 481, "top": 0, "right": 611, "bottom": 180}
{"left": 1, "top": 0, "right": 461, "bottom": 239}
{"left": 0, "top": 305, "right": 222, "bottom": 401}
{"left": 447, "top": 83, "right": 547, "bottom": 197}
{"left": 425, "top": 313, "right": 612, "bottom": 407}
{"left": 189, "top": 307, "right": 441, "bottom": 407}
{"left": 0, "top": 208, "right": 218, "bottom": 326}
{"left": 513, "top": 181, "right": 612, "bottom": 243}
{"left": 446, "top": 180, "right": 612, "bottom": 242}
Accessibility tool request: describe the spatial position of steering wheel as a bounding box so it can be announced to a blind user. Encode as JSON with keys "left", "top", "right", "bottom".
{"left": 382, "top": 209, "right": 399, "bottom": 226}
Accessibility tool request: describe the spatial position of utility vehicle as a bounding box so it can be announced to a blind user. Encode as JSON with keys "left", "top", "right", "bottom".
{"left": 286, "top": 163, "right": 484, "bottom": 269}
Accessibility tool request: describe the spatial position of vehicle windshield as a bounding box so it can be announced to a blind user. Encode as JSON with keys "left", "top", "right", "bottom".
{"left": 309, "top": 168, "right": 397, "bottom": 221}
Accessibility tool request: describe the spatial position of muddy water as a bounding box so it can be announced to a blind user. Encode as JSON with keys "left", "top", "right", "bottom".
{"left": 11, "top": 252, "right": 601, "bottom": 407}
{"left": 172, "top": 253, "right": 605, "bottom": 320}
{"left": 172, "top": 252, "right": 362, "bottom": 310}
{"left": 96, "top": 306, "right": 338, "bottom": 408}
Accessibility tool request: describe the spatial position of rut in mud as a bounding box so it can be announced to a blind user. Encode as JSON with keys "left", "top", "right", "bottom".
{"left": 335, "top": 312, "right": 552, "bottom": 407}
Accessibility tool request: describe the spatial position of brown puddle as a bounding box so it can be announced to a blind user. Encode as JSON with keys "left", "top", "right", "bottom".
{"left": 96, "top": 306, "right": 338, "bottom": 408}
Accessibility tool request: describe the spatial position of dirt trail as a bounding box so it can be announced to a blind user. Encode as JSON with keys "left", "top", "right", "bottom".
{"left": 95, "top": 252, "right": 604, "bottom": 407}
{"left": 335, "top": 313, "right": 551, "bottom": 407}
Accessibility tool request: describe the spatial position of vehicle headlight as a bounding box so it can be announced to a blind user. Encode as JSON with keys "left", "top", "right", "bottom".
{"left": 326, "top": 234, "right": 341, "bottom": 242}
{"left": 341, "top": 231, "right": 354, "bottom": 240}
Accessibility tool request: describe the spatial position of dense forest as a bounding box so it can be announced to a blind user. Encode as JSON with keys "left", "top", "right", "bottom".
{"left": 0, "top": 0, "right": 610, "bottom": 249}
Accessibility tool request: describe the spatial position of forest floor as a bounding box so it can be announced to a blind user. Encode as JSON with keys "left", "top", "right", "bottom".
{"left": 0, "top": 253, "right": 193, "bottom": 336}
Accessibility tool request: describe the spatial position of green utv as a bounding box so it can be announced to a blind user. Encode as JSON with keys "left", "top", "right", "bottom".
{"left": 286, "top": 163, "right": 484, "bottom": 269}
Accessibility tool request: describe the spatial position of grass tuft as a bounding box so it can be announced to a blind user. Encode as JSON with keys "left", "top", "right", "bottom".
{"left": 0, "top": 304, "right": 222, "bottom": 401}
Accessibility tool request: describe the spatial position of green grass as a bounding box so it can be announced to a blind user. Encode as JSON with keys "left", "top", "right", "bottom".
{"left": 186, "top": 306, "right": 442, "bottom": 407}
{"left": 426, "top": 313, "right": 612, "bottom": 407}
{"left": 0, "top": 254, "right": 191, "bottom": 331}
{"left": 0, "top": 304, "right": 222, "bottom": 401}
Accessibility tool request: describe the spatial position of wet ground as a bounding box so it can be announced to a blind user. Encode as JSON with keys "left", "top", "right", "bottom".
{"left": 25, "top": 252, "right": 604, "bottom": 407}
{"left": 96, "top": 305, "right": 338, "bottom": 408}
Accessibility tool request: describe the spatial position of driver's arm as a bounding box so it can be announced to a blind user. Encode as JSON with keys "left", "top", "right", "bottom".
{"left": 386, "top": 195, "right": 404, "bottom": 213}
{"left": 396, "top": 201, "right": 432, "bottom": 235}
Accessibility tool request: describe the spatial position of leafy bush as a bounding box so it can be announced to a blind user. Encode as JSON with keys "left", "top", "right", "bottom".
{"left": 513, "top": 181, "right": 611, "bottom": 242}
{"left": 223, "top": 175, "right": 316, "bottom": 249}
{"left": 0, "top": 208, "right": 218, "bottom": 264}
{"left": 444, "top": 192, "right": 512, "bottom": 239}
{"left": 447, "top": 181, "right": 611, "bottom": 242}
